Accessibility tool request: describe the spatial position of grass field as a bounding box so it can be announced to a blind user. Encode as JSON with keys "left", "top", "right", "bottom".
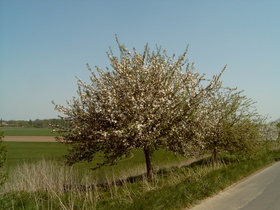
{"left": 4, "top": 142, "right": 67, "bottom": 169}
{"left": 0, "top": 127, "right": 57, "bottom": 136}
{"left": 1, "top": 140, "right": 280, "bottom": 209}
{"left": 3, "top": 141, "right": 190, "bottom": 182}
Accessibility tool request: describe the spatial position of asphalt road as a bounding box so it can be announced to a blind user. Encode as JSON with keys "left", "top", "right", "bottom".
{"left": 189, "top": 162, "right": 280, "bottom": 210}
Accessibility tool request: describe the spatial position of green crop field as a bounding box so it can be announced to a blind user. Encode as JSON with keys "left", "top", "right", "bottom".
{"left": 0, "top": 127, "right": 57, "bottom": 136}
{"left": 4, "top": 142, "right": 67, "bottom": 168}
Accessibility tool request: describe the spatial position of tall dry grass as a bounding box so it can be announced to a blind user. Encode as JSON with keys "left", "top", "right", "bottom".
{"left": 2, "top": 159, "right": 90, "bottom": 193}
{"left": 1, "top": 159, "right": 99, "bottom": 209}
{"left": 1, "top": 157, "right": 222, "bottom": 209}
{"left": 1, "top": 159, "right": 148, "bottom": 209}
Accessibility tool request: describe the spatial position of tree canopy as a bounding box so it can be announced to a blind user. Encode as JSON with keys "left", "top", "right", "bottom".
{"left": 53, "top": 40, "right": 261, "bottom": 178}
{"left": 202, "top": 89, "right": 263, "bottom": 162}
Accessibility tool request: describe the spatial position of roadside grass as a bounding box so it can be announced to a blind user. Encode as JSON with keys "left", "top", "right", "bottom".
{"left": 127, "top": 152, "right": 279, "bottom": 210}
{"left": 0, "top": 157, "right": 219, "bottom": 210}
{"left": 1, "top": 140, "right": 280, "bottom": 209}
{"left": 0, "top": 127, "right": 56, "bottom": 136}
{"left": 1, "top": 142, "right": 195, "bottom": 209}
{"left": 2, "top": 150, "right": 280, "bottom": 210}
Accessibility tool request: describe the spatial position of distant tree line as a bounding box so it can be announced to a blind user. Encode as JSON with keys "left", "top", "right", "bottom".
{"left": 0, "top": 119, "right": 66, "bottom": 128}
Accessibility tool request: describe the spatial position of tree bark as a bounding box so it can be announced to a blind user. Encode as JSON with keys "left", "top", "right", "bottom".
{"left": 213, "top": 147, "right": 218, "bottom": 164}
{"left": 212, "top": 141, "right": 218, "bottom": 164}
{"left": 144, "top": 146, "right": 154, "bottom": 180}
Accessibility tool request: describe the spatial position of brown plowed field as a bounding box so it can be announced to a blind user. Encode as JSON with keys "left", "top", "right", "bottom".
{"left": 4, "top": 136, "right": 57, "bottom": 142}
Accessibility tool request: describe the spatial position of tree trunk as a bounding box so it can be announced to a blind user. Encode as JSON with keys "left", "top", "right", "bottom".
{"left": 212, "top": 141, "right": 218, "bottom": 164}
{"left": 143, "top": 146, "right": 154, "bottom": 180}
{"left": 213, "top": 147, "right": 218, "bottom": 164}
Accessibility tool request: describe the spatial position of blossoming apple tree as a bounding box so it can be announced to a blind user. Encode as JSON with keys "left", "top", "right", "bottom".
{"left": 53, "top": 40, "right": 225, "bottom": 178}
{"left": 202, "top": 88, "right": 263, "bottom": 162}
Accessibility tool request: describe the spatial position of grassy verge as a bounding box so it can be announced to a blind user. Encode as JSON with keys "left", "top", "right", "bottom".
{"left": 126, "top": 152, "right": 279, "bottom": 210}
{"left": 1, "top": 149, "right": 280, "bottom": 210}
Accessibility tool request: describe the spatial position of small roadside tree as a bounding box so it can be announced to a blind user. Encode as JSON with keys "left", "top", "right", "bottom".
{"left": 202, "top": 88, "right": 263, "bottom": 163}
{"left": 53, "top": 40, "right": 224, "bottom": 179}
{"left": 261, "top": 122, "right": 280, "bottom": 152}
{"left": 277, "top": 123, "right": 280, "bottom": 141}
{"left": 261, "top": 122, "right": 279, "bottom": 141}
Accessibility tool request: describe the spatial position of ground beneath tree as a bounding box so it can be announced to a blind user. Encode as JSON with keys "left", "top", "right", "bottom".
{"left": 3, "top": 136, "right": 57, "bottom": 142}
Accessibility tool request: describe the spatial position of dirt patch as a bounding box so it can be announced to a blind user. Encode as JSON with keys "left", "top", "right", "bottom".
{"left": 4, "top": 136, "right": 57, "bottom": 142}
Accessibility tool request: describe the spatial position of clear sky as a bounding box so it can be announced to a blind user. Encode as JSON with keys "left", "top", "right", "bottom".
{"left": 0, "top": 0, "right": 279, "bottom": 121}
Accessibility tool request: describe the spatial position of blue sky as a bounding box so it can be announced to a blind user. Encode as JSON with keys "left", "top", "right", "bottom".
{"left": 0, "top": 0, "right": 279, "bottom": 121}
